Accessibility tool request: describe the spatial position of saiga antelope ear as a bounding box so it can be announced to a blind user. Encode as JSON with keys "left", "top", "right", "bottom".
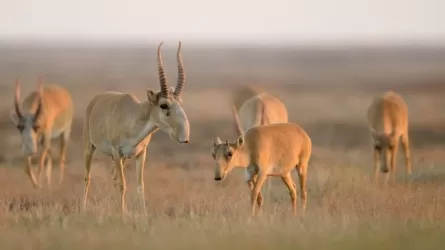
{"left": 169, "top": 86, "right": 183, "bottom": 103}
{"left": 9, "top": 110, "right": 19, "bottom": 125}
{"left": 214, "top": 137, "right": 222, "bottom": 147}
{"left": 236, "top": 136, "right": 245, "bottom": 148}
{"left": 212, "top": 137, "right": 222, "bottom": 159}
{"left": 211, "top": 147, "right": 216, "bottom": 159}
{"left": 146, "top": 88, "right": 157, "bottom": 104}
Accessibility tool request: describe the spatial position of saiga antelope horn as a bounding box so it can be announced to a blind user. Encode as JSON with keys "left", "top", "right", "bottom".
{"left": 157, "top": 42, "right": 169, "bottom": 98}
{"left": 174, "top": 41, "right": 185, "bottom": 97}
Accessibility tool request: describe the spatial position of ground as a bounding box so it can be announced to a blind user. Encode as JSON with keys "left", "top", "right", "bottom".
{"left": 0, "top": 43, "right": 444, "bottom": 249}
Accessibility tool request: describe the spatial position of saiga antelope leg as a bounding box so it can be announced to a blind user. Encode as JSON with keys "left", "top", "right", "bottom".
{"left": 38, "top": 148, "right": 49, "bottom": 185}
{"left": 296, "top": 159, "right": 308, "bottom": 215}
{"left": 44, "top": 148, "right": 53, "bottom": 188}
{"left": 250, "top": 172, "right": 268, "bottom": 216}
{"left": 374, "top": 147, "right": 381, "bottom": 183}
{"left": 82, "top": 144, "right": 96, "bottom": 210}
{"left": 58, "top": 129, "right": 70, "bottom": 184}
{"left": 114, "top": 157, "right": 127, "bottom": 214}
{"left": 37, "top": 134, "right": 51, "bottom": 185}
{"left": 388, "top": 139, "right": 400, "bottom": 184}
{"left": 401, "top": 132, "right": 412, "bottom": 176}
{"left": 25, "top": 156, "right": 39, "bottom": 188}
{"left": 111, "top": 158, "right": 128, "bottom": 188}
{"left": 281, "top": 173, "right": 297, "bottom": 216}
{"left": 247, "top": 173, "right": 264, "bottom": 209}
{"left": 135, "top": 147, "right": 147, "bottom": 215}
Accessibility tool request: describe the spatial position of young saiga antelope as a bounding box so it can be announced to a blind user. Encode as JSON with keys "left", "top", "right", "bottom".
{"left": 366, "top": 90, "right": 412, "bottom": 184}
{"left": 82, "top": 42, "right": 190, "bottom": 214}
{"left": 10, "top": 77, "right": 74, "bottom": 188}
{"left": 211, "top": 105, "right": 311, "bottom": 216}
{"left": 232, "top": 86, "right": 288, "bottom": 198}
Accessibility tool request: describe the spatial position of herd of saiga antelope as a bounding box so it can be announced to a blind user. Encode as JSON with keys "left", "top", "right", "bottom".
{"left": 9, "top": 42, "right": 412, "bottom": 216}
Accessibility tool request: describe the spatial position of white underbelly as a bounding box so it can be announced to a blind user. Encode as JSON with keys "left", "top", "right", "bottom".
{"left": 94, "top": 139, "right": 146, "bottom": 158}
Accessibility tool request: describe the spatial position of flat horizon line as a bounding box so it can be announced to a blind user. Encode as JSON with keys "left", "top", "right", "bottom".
{"left": 1, "top": 37, "right": 445, "bottom": 49}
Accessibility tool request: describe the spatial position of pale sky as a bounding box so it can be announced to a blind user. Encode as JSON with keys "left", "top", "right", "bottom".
{"left": 1, "top": 0, "right": 444, "bottom": 44}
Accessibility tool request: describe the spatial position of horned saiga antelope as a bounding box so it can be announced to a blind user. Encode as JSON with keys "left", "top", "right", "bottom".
{"left": 211, "top": 105, "right": 311, "bottom": 216}
{"left": 82, "top": 42, "right": 190, "bottom": 214}
{"left": 232, "top": 87, "right": 289, "bottom": 198}
{"left": 366, "top": 90, "right": 412, "bottom": 183}
{"left": 10, "top": 77, "right": 74, "bottom": 188}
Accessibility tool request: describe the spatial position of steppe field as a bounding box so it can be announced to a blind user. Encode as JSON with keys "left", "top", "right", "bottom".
{"left": 0, "top": 43, "right": 445, "bottom": 249}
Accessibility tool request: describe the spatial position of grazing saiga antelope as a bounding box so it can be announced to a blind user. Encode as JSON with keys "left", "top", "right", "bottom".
{"left": 10, "top": 77, "right": 74, "bottom": 188}
{"left": 232, "top": 87, "right": 289, "bottom": 198}
{"left": 82, "top": 42, "right": 190, "bottom": 214}
{"left": 366, "top": 90, "right": 412, "bottom": 183}
{"left": 211, "top": 105, "right": 311, "bottom": 216}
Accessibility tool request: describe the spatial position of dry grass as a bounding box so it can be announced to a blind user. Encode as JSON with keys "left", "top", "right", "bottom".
{"left": 0, "top": 44, "right": 445, "bottom": 249}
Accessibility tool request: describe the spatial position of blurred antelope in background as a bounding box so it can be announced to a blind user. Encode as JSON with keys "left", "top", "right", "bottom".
{"left": 82, "top": 42, "right": 190, "bottom": 214}
{"left": 10, "top": 77, "right": 74, "bottom": 188}
{"left": 231, "top": 85, "right": 288, "bottom": 198}
{"left": 366, "top": 90, "right": 412, "bottom": 184}
{"left": 211, "top": 104, "right": 311, "bottom": 216}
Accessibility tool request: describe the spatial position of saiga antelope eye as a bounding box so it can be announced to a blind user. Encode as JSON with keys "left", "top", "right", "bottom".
{"left": 160, "top": 104, "right": 168, "bottom": 110}
{"left": 227, "top": 152, "right": 233, "bottom": 157}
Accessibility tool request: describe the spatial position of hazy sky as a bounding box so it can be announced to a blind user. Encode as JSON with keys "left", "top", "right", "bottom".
{"left": 1, "top": 0, "right": 444, "bottom": 44}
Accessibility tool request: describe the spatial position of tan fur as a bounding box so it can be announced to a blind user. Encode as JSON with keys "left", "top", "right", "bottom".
{"left": 212, "top": 108, "right": 311, "bottom": 216}
{"left": 82, "top": 42, "right": 191, "bottom": 214}
{"left": 233, "top": 90, "right": 289, "bottom": 199}
{"left": 10, "top": 78, "right": 73, "bottom": 189}
{"left": 366, "top": 90, "right": 412, "bottom": 184}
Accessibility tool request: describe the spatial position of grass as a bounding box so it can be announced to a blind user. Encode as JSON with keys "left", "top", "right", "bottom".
{"left": 0, "top": 161, "right": 444, "bottom": 249}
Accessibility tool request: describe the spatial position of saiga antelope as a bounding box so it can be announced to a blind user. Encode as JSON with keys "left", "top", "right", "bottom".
{"left": 232, "top": 87, "right": 289, "bottom": 198}
{"left": 211, "top": 105, "right": 311, "bottom": 216}
{"left": 366, "top": 90, "right": 412, "bottom": 183}
{"left": 82, "top": 42, "right": 190, "bottom": 214}
{"left": 10, "top": 77, "right": 74, "bottom": 188}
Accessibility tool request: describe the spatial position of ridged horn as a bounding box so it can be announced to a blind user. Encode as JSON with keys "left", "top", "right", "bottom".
{"left": 231, "top": 105, "right": 244, "bottom": 137}
{"left": 14, "top": 77, "right": 23, "bottom": 118}
{"left": 174, "top": 41, "right": 185, "bottom": 97}
{"left": 157, "top": 42, "right": 169, "bottom": 98}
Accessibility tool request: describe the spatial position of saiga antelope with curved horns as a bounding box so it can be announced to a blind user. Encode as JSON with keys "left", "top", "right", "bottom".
{"left": 366, "top": 90, "right": 412, "bottom": 184}
{"left": 10, "top": 77, "right": 74, "bottom": 188}
{"left": 82, "top": 42, "right": 190, "bottom": 214}
{"left": 211, "top": 104, "right": 311, "bottom": 216}
{"left": 231, "top": 86, "right": 289, "bottom": 200}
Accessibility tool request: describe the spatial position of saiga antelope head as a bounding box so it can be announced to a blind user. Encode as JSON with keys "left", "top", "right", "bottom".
{"left": 10, "top": 78, "right": 44, "bottom": 156}
{"left": 147, "top": 42, "right": 190, "bottom": 144}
